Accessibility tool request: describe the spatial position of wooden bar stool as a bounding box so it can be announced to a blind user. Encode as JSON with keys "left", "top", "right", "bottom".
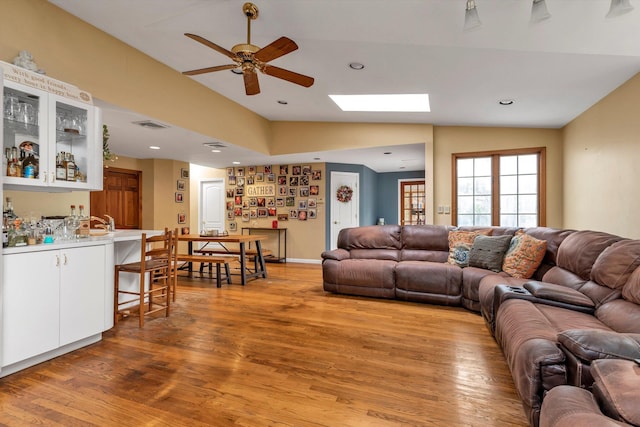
{"left": 114, "top": 229, "right": 175, "bottom": 327}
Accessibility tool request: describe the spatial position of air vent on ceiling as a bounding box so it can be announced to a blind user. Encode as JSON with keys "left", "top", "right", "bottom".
{"left": 132, "top": 120, "right": 169, "bottom": 130}
{"left": 203, "top": 142, "right": 227, "bottom": 149}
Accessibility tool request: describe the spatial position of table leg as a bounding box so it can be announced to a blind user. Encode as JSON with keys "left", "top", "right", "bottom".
{"left": 255, "top": 240, "right": 267, "bottom": 278}
{"left": 188, "top": 241, "right": 194, "bottom": 278}
{"left": 239, "top": 242, "right": 247, "bottom": 286}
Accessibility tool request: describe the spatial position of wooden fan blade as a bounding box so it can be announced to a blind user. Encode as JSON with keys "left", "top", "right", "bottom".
{"left": 254, "top": 37, "right": 298, "bottom": 63}
{"left": 184, "top": 33, "right": 237, "bottom": 60}
{"left": 183, "top": 64, "right": 238, "bottom": 76}
{"left": 262, "top": 65, "right": 314, "bottom": 88}
{"left": 243, "top": 70, "right": 260, "bottom": 95}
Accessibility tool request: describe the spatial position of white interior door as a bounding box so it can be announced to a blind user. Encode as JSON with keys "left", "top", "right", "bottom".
{"left": 199, "top": 179, "right": 225, "bottom": 233}
{"left": 330, "top": 171, "right": 359, "bottom": 249}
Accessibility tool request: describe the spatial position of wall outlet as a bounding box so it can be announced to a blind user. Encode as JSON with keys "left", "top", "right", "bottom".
{"left": 437, "top": 206, "right": 444, "bottom": 214}
{"left": 444, "top": 206, "right": 451, "bottom": 214}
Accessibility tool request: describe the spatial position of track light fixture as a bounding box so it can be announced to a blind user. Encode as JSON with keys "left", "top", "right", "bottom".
{"left": 607, "top": 0, "right": 634, "bottom": 18}
{"left": 531, "top": 0, "right": 551, "bottom": 22}
{"left": 464, "top": 0, "right": 482, "bottom": 31}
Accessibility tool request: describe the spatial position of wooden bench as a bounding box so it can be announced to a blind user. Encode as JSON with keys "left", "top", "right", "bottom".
{"left": 194, "top": 248, "right": 272, "bottom": 257}
{"left": 176, "top": 254, "right": 232, "bottom": 288}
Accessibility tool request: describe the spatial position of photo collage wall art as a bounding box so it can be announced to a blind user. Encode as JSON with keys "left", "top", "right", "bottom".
{"left": 225, "top": 164, "right": 322, "bottom": 230}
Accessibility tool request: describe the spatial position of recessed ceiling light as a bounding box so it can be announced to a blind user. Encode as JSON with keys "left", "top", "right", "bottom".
{"left": 232, "top": 161, "right": 241, "bottom": 165}
{"left": 313, "top": 157, "right": 321, "bottom": 161}
{"left": 149, "top": 146, "right": 160, "bottom": 150}
{"left": 231, "top": 68, "right": 243, "bottom": 75}
{"left": 384, "top": 152, "right": 392, "bottom": 155}
{"left": 211, "top": 149, "right": 221, "bottom": 153}
{"left": 499, "top": 99, "right": 515, "bottom": 106}
{"left": 349, "top": 62, "right": 365, "bottom": 70}
{"left": 277, "top": 100, "right": 288, "bottom": 105}
{"left": 329, "top": 94, "right": 430, "bottom": 112}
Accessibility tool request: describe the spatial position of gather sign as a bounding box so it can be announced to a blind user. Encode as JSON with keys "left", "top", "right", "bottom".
{"left": 246, "top": 184, "right": 275, "bottom": 197}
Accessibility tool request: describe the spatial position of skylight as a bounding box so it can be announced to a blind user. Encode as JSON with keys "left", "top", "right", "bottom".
{"left": 329, "top": 94, "right": 430, "bottom": 112}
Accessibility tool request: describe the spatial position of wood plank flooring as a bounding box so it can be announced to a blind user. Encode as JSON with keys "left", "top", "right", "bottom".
{"left": 0, "top": 263, "right": 528, "bottom": 426}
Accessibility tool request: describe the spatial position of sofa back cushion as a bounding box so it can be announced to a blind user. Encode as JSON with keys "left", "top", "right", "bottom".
{"left": 400, "top": 225, "right": 452, "bottom": 262}
{"left": 524, "top": 227, "right": 574, "bottom": 267}
{"left": 591, "top": 239, "right": 640, "bottom": 289}
{"left": 622, "top": 267, "right": 640, "bottom": 305}
{"left": 337, "top": 225, "right": 402, "bottom": 251}
{"left": 556, "top": 230, "right": 624, "bottom": 280}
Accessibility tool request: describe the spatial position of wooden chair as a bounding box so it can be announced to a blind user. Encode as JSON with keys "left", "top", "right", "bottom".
{"left": 114, "top": 229, "right": 175, "bottom": 327}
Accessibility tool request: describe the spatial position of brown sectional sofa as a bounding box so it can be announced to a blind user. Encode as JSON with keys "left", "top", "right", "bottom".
{"left": 321, "top": 224, "right": 640, "bottom": 427}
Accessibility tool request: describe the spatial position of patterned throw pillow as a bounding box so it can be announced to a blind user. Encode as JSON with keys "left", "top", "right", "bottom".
{"left": 502, "top": 231, "right": 547, "bottom": 279}
{"left": 447, "top": 230, "right": 491, "bottom": 268}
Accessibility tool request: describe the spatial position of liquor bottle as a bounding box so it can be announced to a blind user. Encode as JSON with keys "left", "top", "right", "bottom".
{"left": 3, "top": 148, "right": 9, "bottom": 177}
{"left": 22, "top": 152, "right": 38, "bottom": 179}
{"left": 7, "top": 147, "right": 22, "bottom": 178}
{"left": 77, "top": 204, "right": 90, "bottom": 238}
{"left": 65, "top": 153, "right": 76, "bottom": 182}
{"left": 64, "top": 204, "right": 79, "bottom": 240}
{"left": 56, "top": 152, "right": 67, "bottom": 181}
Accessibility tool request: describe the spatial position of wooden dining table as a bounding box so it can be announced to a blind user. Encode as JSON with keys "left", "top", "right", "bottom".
{"left": 178, "top": 234, "right": 269, "bottom": 286}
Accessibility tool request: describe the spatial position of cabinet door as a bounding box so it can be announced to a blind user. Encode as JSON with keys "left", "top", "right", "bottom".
{"left": 59, "top": 245, "right": 106, "bottom": 346}
{"left": 2, "top": 251, "right": 60, "bottom": 367}
{"left": 48, "top": 96, "right": 101, "bottom": 191}
{"left": 2, "top": 80, "right": 50, "bottom": 187}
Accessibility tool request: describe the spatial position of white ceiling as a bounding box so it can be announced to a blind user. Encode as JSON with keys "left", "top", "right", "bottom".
{"left": 50, "top": 0, "right": 640, "bottom": 172}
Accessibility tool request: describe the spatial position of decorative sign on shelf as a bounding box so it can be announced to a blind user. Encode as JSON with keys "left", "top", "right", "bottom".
{"left": 0, "top": 60, "right": 93, "bottom": 105}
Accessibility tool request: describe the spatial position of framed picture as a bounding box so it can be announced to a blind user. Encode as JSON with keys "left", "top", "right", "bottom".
{"left": 237, "top": 177, "right": 245, "bottom": 187}
{"left": 235, "top": 195, "right": 243, "bottom": 205}
{"left": 236, "top": 167, "right": 245, "bottom": 176}
{"left": 229, "top": 176, "right": 237, "bottom": 185}
{"left": 266, "top": 173, "right": 275, "bottom": 183}
{"left": 181, "top": 227, "right": 190, "bottom": 235}
{"left": 175, "top": 192, "right": 184, "bottom": 203}
{"left": 312, "top": 170, "right": 322, "bottom": 180}
{"left": 308, "top": 198, "right": 317, "bottom": 208}
{"left": 226, "top": 201, "right": 233, "bottom": 210}
{"left": 234, "top": 207, "right": 243, "bottom": 216}
{"left": 310, "top": 185, "right": 320, "bottom": 195}
{"left": 289, "top": 210, "right": 298, "bottom": 219}
{"left": 302, "top": 165, "right": 312, "bottom": 175}
{"left": 235, "top": 187, "right": 244, "bottom": 196}
{"left": 268, "top": 207, "right": 277, "bottom": 216}
{"left": 292, "top": 165, "right": 301, "bottom": 175}
{"left": 308, "top": 209, "right": 317, "bottom": 219}
{"left": 286, "top": 196, "right": 295, "bottom": 206}
{"left": 178, "top": 213, "right": 186, "bottom": 224}
{"left": 276, "top": 198, "right": 285, "bottom": 207}
{"left": 279, "top": 185, "right": 288, "bottom": 195}
{"left": 177, "top": 180, "right": 185, "bottom": 191}
{"left": 255, "top": 172, "right": 264, "bottom": 182}
{"left": 226, "top": 211, "right": 234, "bottom": 220}
{"left": 298, "top": 210, "right": 308, "bottom": 221}
{"left": 298, "top": 200, "right": 307, "bottom": 210}
{"left": 226, "top": 167, "right": 234, "bottom": 176}
{"left": 299, "top": 186, "right": 309, "bottom": 197}
{"left": 226, "top": 189, "right": 235, "bottom": 198}
{"left": 288, "top": 188, "right": 297, "bottom": 197}
{"left": 242, "top": 211, "right": 250, "bottom": 222}
{"left": 289, "top": 176, "right": 299, "bottom": 186}
{"left": 300, "top": 175, "right": 309, "bottom": 186}
{"left": 277, "top": 213, "right": 289, "bottom": 221}
{"left": 246, "top": 176, "right": 255, "bottom": 185}
{"left": 181, "top": 168, "right": 189, "bottom": 178}
{"left": 228, "top": 221, "right": 237, "bottom": 231}
{"left": 264, "top": 165, "right": 272, "bottom": 174}
{"left": 248, "top": 166, "right": 256, "bottom": 175}
{"left": 249, "top": 197, "right": 258, "bottom": 207}
{"left": 279, "top": 165, "right": 288, "bottom": 175}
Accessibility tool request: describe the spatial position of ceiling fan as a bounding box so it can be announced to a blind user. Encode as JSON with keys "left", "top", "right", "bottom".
{"left": 182, "top": 2, "right": 314, "bottom": 96}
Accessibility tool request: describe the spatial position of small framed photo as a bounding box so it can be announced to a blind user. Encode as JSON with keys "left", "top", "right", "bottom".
{"left": 267, "top": 197, "right": 276, "bottom": 207}
{"left": 226, "top": 211, "right": 235, "bottom": 220}
{"left": 249, "top": 197, "right": 258, "bottom": 207}
{"left": 298, "top": 200, "right": 307, "bottom": 210}
{"left": 264, "top": 165, "right": 272, "bottom": 174}
{"left": 236, "top": 167, "right": 245, "bottom": 177}
{"left": 276, "top": 198, "right": 285, "bottom": 207}
{"left": 312, "top": 170, "right": 322, "bottom": 180}
{"left": 235, "top": 195, "right": 243, "bottom": 206}
{"left": 175, "top": 192, "right": 184, "bottom": 203}
{"left": 292, "top": 165, "right": 301, "bottom": 175}
{"left": 177, "top": 180, "right": 185, "bottom": 191}
{"left": 310, "top": 185, "right": 320, "bottom": 195}
{"left": 242, "top": 211, "right": 250, "bottom": 222}
{"left": 266, "top": 173, "right": 275, "bottom": 183}
{"left": 234, "top": 207, "right": 243, "bottom": 216}
{"left": 298, "top": 210, "right": 308, "bottom": 221}
{"left": 308, "top": 198, "right": 317, "bottom": 208}
{"left": 255, "top": 172, "right": 264, "bottom": 182}
{"left": 247, "top": 166, "right": 256, "bottom": 175}
{"left": 299, "top": 186, "right": 309, "bottom": 197}
{"left": 308, "top": 209, "right": 317, "bottom": 219}
{"left": 178, "top": 213, "right": 186, "bottom": 224}
{"left": 226, "top": 167, "right": 234, "bottom": 176}
{"left": 279, "top": 185, "right": 288, "bottom": 195}
{"left": 229, "top": 176, "right": 237, "bottom": 186}
{"left": 226, "top": 201, "right": 233, "bottom": 210}
{"left": 250, "top": 209, "right": 258, "bottom": 219}
{"left": 279, "top": 165, "right": 289, "bottom": 175}
{"left": 289, "top": 210, "right": 298, "bottom": 219}
{"left": 302, "top": 165, "right": 312, "bottom": 175}
{"left": 277, "top": 213, "right": 289, "bottom": 221}
{"left": 237, "top": 177, "right": 245, "bottom": 187}
{"left": 288, "top": 188, "right": 297, "bottom": 197}
{"left": 235, "top": 187, "right": 244, "bottom": 196}
{"left": 181, "top": 227, "right": 190, "bottom": 235}
{"left": 228, "top": 221, "right": 237, "bottom": 231}
{"left": 286, "top": 196, "right": 295, "bottom": 207}
{"left": 289, "top": 176, "right": 299, "bottom": 186}
{"left": 226, "top": 189, "right": 235, "bottom": 198}
{"left": 181, "top": 168, "right": 189, "bottom": 179}
{"left": 246, "top": 176, "right": 255, "bottom": 185}
{"left": 300, "top": 175, "right": 309, "bottom": 186}
{"left": 268, "top": 207, "right": 277, "bottom": 216}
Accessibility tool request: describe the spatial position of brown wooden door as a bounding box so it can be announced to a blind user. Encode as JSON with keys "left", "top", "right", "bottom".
{"left": 90, "top": 167, "right": 142, "bottom": 229}
{"left": 400, "top": 180, "right": 426, "bottom": 225}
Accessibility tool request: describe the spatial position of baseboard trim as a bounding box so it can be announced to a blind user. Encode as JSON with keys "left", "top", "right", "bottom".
{"left": 286, "top": 258, "right": 322, "bottom": 264}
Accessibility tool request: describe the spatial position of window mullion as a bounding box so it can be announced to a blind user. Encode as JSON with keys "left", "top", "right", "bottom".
{"left": 492, "top": 155, "right": 500, "bottom": 226}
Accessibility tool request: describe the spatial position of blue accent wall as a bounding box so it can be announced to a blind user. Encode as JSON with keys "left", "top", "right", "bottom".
{"left": 325, "top": 163, "right": 425, "bottom": 249}
{"left": 376, "top": 170, "right": 426, "bottom": 225}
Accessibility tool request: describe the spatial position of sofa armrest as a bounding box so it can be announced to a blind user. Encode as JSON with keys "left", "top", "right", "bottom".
{"left": 521, "top": 281, "right": 595, "bottom": 314}
{"left": 321, "top": 248, "right": 351, "bottom": 261}
{"left": 592, "top": 359, "right": 640, "bottom": 425}
{"left": 558, "top": 329, "right": 640, "bottom": 364}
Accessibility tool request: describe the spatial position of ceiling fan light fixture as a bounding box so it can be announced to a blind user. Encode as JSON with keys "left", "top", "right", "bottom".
{"left": 230, "top": 68, "right": 243, "bottom": 75}
{"left": 531, "top": 0, "right": 552, "bottom": 23}
{"left": 464, "top": 0, "right": 482, "bottom": 31}
{"left": 606, "top": 0, "right": 634, "bottom": 17}
{"left": 349, "top": 62, "right": 365, "bottom": 70}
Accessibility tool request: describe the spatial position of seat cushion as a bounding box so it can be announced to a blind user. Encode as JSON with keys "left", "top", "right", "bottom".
{"left": 592, "top": 359, "right": 640, "bottom": 426}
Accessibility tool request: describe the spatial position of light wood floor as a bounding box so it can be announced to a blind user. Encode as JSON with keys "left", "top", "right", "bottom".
{"left": 0, "top": 263, "right": 528, "bottom": 426}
